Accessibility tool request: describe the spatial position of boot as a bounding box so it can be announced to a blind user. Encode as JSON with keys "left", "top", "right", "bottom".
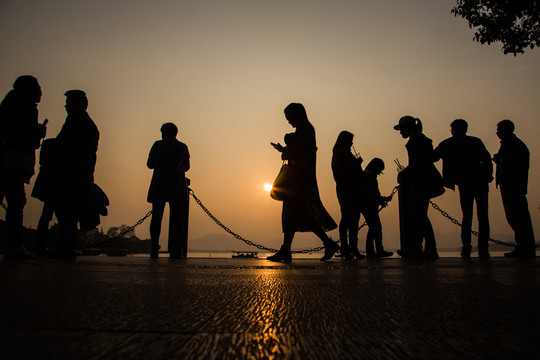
{"left": 150, "top": 244, "right": 161, "bottom": 259}
{"left": 375, "top": 237, "right": 392, "bottom": 258}
{"left": 339, "top": 243, "right": 354, "bottom": 260}
{"left": 267, "top": 246, "right": 292, "bottom": 262}
{"left": 320, "top": 240, "right": 340, "bottom": 261}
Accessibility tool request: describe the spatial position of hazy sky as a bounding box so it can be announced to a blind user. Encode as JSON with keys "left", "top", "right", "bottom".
{"left": 1, "top": 0, "right": 539, "bottom": 251}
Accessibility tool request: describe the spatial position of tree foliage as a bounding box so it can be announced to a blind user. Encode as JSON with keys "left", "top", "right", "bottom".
{"left": 452, "top": 0, "right": 540, "bottom": 55}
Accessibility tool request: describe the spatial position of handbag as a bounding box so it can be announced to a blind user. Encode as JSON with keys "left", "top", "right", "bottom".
{"left": 428, "top": 164, "right": 445, "bottom": 199}
{"left": 270, "top": 161, "right": 296, "bottom": 201}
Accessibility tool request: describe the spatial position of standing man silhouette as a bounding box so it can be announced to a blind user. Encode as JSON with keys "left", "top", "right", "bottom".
{"left": 0, "top": 75, "right": 47, "bottom": 260}
{"left": 54, "top": 90, "right": 99, "bottom": 260}
{"left": 493, "top": 120, "right": 536, "bottom": 258}
{"left": 147, "top": 123, "right": 190, "bottom": 259}
{"left": 433, "top": 119, "right": 493, "bottom": 258}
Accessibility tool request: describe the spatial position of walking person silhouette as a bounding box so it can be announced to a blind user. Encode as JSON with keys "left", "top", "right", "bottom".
{"left": 147, "top": 122, "right": 190, "bottom": 259}
{"left": 268, "top": 103, "right": 339, "bottom": 262}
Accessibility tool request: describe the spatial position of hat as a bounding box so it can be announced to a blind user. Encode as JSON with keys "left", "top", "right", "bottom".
{"left": 394, "top": 116, "right": 417, "bottom": 130}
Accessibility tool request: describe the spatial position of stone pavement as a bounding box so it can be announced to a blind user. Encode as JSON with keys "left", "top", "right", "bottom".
{"left": 1, "top": 256, "right": 539, "bottom": 359}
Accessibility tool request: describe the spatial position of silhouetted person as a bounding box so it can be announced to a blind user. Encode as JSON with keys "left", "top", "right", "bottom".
{"left": 147, "top": 122, "right": 190, "bottom": 259}
{"left": 0, "top": 75, "right": 46, "bottom": 260}
{"left": 331, "top": 131, "right": 364, "bottom": 259}
{"left": 493, "top": 120, "right": 536, "bottom": 258}
{"left": 395, "top": 116, "right": 442, "bottom": 259}
{"left": 360, "top": 158, "right": 393, "bottom": 259}
{"left": 53, "top": 90, "right": 99, "bottom": 259}
{"left": 268, "top": 103, "right": 338, "bottom": 262}
{"left": 433, "top": 119, "right": 493, "bottom": 258}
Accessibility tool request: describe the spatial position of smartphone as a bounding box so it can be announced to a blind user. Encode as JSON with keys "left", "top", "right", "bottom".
{"left": 42, "top": 119, "right": 49, "bottom": 126}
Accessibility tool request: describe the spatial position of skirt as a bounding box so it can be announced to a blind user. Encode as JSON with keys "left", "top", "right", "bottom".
{"left": 282, "top": 198, "right": 337, "bottom": 233}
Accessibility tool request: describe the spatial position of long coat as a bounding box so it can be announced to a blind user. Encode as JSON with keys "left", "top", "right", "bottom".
{"left": 147, "top": 137, "right": 190, "bottom": 203}
{"left": 0, "top": 90, "right": 43, "bottom": 182}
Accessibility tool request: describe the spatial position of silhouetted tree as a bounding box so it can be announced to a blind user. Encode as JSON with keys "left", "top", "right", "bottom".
{"left": 452, "top": 0, "right": 540, "bottom": 55}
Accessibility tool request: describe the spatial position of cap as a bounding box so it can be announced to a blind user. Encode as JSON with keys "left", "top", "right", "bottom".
{"left": 394, "top": 116, "right": 417, "bottom": 130}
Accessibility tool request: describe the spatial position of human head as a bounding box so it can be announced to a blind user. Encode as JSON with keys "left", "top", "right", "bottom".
{"left": 13, "top": 75, "right": 42, "bottom": 103}
{"left": 366, "top": 158, "right": 385, "bottom": 175}
{"left": 160, "top": 122, "right": 178, "bottom": 138}
{"left": 333, "top": 131, "right": 354, "bottom": 152}
{"left": 64, "top": 90, "right": 88, "bottom": 114}
{"left": 496, "top": 119, "right": 515, "bottom": 140}
{"left": 394, "top": 115, "right": 422, "bottom": 138}
{"left": 284, "top": 102, "right": 308, "bottom": 128}
{"left": 450, "top": 119, "right": 468, "bottom": 136}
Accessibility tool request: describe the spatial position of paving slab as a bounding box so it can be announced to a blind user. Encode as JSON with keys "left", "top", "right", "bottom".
{"left": 1, "top": 256, "right": 539, "bottom": 359}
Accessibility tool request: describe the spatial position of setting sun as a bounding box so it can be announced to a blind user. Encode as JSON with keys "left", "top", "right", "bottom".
{"left": 264, "top": 183, "right": 272, "bottom": 192}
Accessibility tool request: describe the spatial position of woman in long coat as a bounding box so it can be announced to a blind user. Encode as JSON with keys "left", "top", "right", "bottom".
{"left": 268, "top": 103, "right": 339, "bottom": 262}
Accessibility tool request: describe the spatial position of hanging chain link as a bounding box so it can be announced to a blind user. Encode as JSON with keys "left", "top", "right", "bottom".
{"left": 429, "top": 200, "right": 540, "bottom": 248}
{"left": 189, "top": 187, "right": 399, "bottom": 254}
{"left": 1, "top": 183, "right": 535, "bottom": 250}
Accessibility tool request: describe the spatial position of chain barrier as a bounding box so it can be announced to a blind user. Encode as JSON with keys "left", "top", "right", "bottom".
{"left": 189, "top": 187, "right": 399, "bottom": 254}
{"left": 1, "top": 183, "right": 535, "bottom": 250}
{"left": 429, "top": 201, "right": 540, "bottom": 248}
{"left": 91, "top": 210, "right": 153, "bottom": 248}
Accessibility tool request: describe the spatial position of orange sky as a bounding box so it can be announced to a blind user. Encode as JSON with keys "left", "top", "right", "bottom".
{"left": 1, "top": 0, "right": 539, "bottom": 251}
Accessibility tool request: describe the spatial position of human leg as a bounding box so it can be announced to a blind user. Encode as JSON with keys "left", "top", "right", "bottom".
{"left": 501, "top": 189, "right": 535, "bottom": 257}
{"left": 3, "top": 179, "right": 35, "bottom": 260}
{"left": 150, "top": 202, "right": 165, "bottom": 258}
{"left": 458, "top": 184, "right": 474, "bottom": 257}
{"left": 168, "top": 201, "right": 184, "bottom": 258}
{"left": 36, "top": 202, "right": 54, "bottom": 255}
{"left": 475, "top": 183, "right": 490, "bottom": 257}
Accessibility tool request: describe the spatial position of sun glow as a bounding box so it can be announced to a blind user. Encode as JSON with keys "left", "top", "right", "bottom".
{"left": 264, "top": 183, "right": 272, "bottom": 192}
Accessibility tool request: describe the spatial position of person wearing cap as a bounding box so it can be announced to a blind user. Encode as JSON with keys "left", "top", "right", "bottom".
{"left": 394, "top": 115, "right": 442, "bottom": 259}
{"left": 493, "top": 120, "right": 535, "bottom": 258}
{"left": 433, "top": 119, "right": 493, "bottom": 258}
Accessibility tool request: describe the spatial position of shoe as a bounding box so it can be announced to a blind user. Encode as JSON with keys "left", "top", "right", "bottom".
{"left": 397, "top": 249, "right": 423, "bottom": 259}
{"left": 150, "top": 245, "right": 161, "bottom": 259}
{"left": 320, "top": 241, "right": 340, "bottom": 261}
{"left": 377, "top": 250, "right": 393, "bottom": 258}
{"left": 350, "top": 248, "right": 366, "bottom": 260}
{"left": 267, "top": 246, "right": 292, "bottom": 262}
{"left": 170, "top": 250, "right": 185, "bottom": 259}
{"left": 460, "top": 246, "right": 472, "bottom": 259}
{"left": 3, "top": 247, "right": 36, "bottom": 261}
{"left": 338, "top": 244, "right": 354, "bottom": 260}
{"left": 366, "top": 252, "right": 378, "bottom": 259}
{"left": 478, "top": 248, "right": 490, "bottom": 258}
{"left": 423, "top": 250, "right": 439, "bottom": 260}
{"left": 46, "top": 248, "right": 76, "bottom": 261}
{"left": 504, "top": 249, "right": 536, "bottom": 258}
